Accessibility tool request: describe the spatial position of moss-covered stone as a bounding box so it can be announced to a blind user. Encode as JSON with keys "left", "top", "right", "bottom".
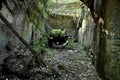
{"left": 46, "top": 2, "right": 82, "bottom": 36}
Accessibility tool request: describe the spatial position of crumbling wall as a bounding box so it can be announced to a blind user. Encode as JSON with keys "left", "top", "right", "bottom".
{"left": 0, "top": 1, "right": 32, "bottom": 49}
{"left": 105, "top": 0, "right": 120, "bottom": 79}
{"left": 45, "top": 14, "right": 77, "bottom": 36}
{"left": 78, "top": 6, "right": 95, "bottom": 48}
{"left": 79, "top": 0, "right": 120, "bottom": 80}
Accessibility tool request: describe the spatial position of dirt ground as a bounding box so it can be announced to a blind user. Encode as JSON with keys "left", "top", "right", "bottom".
{"left": 44, "top": 43, "right": 101, "bottom": 80}
{"left": 0, "top": 43, "right": 101, "bottom": 80}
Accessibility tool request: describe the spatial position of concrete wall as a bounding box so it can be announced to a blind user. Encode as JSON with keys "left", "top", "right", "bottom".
{"left": 78, "top": 0, "right": 120, "bottom": 79}
{"left": 0, "top": 2, "right": 32, "bottom": 49}
{"left": 105, "top": 0, "right": 120, "bottom": 79}
{"left": 78, "top": 7, "right": 95, "bottom": 47}
{"left": 50, "top": 0, "right": 79, "bottom": 3}
{"left": 45, "top": 14, "right": 78, "bottom": 36}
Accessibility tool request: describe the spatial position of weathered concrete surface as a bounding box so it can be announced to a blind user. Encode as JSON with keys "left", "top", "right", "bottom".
{"left": 0, "top": 4, "right": 13, "bottom": 49}
{"left": 50, "top": 0, "right": 79, "bottom": 4}
{"left": 78, "top": 0, "right": 120, "bottom": 80}
{"left": 0, "top": 2, "right": 32, "bottom": 49}
{"left": 0, "top": 26, "right": 7, "bottom": 49}
{"left": 46, "top": 14, "right": 77, "bottom": 36}
{"left": 105, "top": 0, "right": 120, "bottom": 80}
{"left": 46, "top": 2, "right": 82, "bottom": 36}
{"left": 78, "top": 6, "right": 94, "bottom": 47}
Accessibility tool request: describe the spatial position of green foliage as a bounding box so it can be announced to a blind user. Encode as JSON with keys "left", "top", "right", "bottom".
{"left": 32, "top": 32, "right": 49, "bottom": 53}
{"left": 32, "top": 39, "right": 46, "bottom": 53}
{"left": 40, "top": 0, "right": 50, "bottom": 7}
{"left": 25, "top": 0, "right": 51, "bottom": 29}
{"left": 45, "top": 49, "right": 56, "bottom": 60}
{"left": 24, "top": 0, "right": 52, "bottom": 53}
{"left": 50, "top": 29, "right": 66, "bottom": 36}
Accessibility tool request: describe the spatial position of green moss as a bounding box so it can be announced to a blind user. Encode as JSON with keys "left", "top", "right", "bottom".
{"left": 47, "top": 2, "right": 82, "bottom": 17}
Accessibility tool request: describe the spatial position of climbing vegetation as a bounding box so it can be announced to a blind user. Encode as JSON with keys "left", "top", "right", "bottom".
{"left": 26, "top": 0, "right": 50, "bottom": 28}
{"left": 0, "top": 0, "right": 51, "bottom": 29}
{"left": 25, "top": 0, "right": 51, "bottom": 53}
{"left": 32, "top": 32, "right": 49, "bottom": 53}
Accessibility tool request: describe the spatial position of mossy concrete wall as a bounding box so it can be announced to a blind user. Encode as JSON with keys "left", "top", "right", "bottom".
{"left": 78, "top": 0, "right": 120, "bottom": 79}
{"left": 0, "top": 2, "right": 32, "bottom": 49}
{"left": 45, "top": 14, "right": 78, "bottom": 36}
{"left": 78, "top": 7, "right": 95, "bottom": 47}
{"left": 105, "top": 0, "right": 120, "bottom": 79}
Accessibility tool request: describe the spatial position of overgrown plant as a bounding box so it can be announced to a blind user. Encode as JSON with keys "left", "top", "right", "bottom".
{"left": 32, "top": 32, "right": 50, "bottom": 53}
{"left": 25, "top": 0, "right": 51, "bottom": 53}
{"left": 26, "top": 0, "right": 51, "bottom": 28}
{"left": 45, "top": 49, "right": 56, "bottom": 60}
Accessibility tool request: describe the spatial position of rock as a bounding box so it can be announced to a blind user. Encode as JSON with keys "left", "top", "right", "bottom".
{"left": 68, "top": 50, "right": 74, "bottom": 53}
